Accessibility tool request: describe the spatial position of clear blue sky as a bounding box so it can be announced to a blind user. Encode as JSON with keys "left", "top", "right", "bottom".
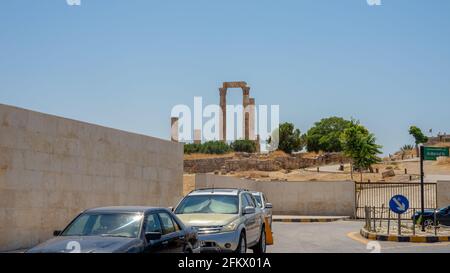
{"left": 1, "top": 0, "right": 449, "bottom": 155}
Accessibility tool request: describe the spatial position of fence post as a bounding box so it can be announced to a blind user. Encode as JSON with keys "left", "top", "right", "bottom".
{"left": 364, "top": 206, "right": 368, "bottom": 229}
{"left": 412, "top": 208, "right": 416, "bottom": 236}
{"left": 380, "top": 204, "right": 384, "bottom": 228}
{"left": 434, "top": 208, "right": 438, "bottom": 236}
{"left": 373, "top": 206, "right": 376, "bottom": 232}
{"left": 387, "top": 209, "right": 391, "bottom": 235}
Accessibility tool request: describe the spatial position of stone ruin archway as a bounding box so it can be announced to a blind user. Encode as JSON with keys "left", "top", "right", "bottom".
{"left": 219, "top": 81, "right": 256, "bottom": 142}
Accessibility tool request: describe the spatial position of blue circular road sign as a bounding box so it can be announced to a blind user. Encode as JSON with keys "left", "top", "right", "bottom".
{"left": 389, "top": 195, "right": 410, "bottom": 214}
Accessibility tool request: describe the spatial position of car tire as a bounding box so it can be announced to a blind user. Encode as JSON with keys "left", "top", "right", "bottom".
{"left": 423, "top": 218, "right": 437, "bottom": 227}
{"left": 235, "top": 232, "right": 247, "bottom": 254}
{"left": 183, "top": 246, "right": 193, "bottom": 254}
{"left": 251, "top": 227, "right": 266, "bottom": 254}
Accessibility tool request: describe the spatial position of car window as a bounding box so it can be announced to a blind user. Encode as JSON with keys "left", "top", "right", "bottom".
{"left": 245, "top": 193, "right": 256, "bottom": 207}
{"left": 62, "top": 213, "right": 143, "bottom": 238}
{"left": 63, "top": 214, "right": 89, "bottom": 236}
{"left": 241, "top": 194, "right": 251, "bottom": 208}
{"left": 252, "top": 194, "right": 263, "bottom": 208}
{"left": 158, "top": 213, "right": 176, "bottom": 235}
{"left": 263, "top": 194, "right": 269, "bottom": 203}
{"left": 175, "top": 195, "right": 239, "bottom": 214}
{"left": 145, "top": 214, "right": 162, "bottom": 233}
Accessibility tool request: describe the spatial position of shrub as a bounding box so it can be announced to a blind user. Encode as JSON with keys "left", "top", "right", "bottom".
{"left": 231, "top": 140, "right": 257, "bottom": 153}
{"left": 199, "top": 141, "right": 231, "bottom": 154}
{"left": 184, "top": 143, "right": 202, "bottom": 154}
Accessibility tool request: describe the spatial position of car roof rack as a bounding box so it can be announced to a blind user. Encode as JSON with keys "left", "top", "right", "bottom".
{"left": 189, "top": 188, "right": 250, "bottom": 194}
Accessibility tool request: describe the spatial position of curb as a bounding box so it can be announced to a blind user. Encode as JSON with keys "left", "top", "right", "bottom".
{"left": 360, "top": 228, "right": 450, "bottom": 243}
{"left": 273, "top": 216, "right": 350, "bottom": 223}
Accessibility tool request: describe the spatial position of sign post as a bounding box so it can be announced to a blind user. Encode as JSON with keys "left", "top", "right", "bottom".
{"left": 420, "top": 145, "right": 425, "bottom": 232}
{"left": 389, "top": 195, "right": 409, "bottom": 235}
{"left": 420, "top": 146, "right": 449, "bottom": 231}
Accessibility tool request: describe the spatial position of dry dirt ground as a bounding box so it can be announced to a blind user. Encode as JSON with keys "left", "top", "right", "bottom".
{"left": 184, "top": 144, "right": 450, "bottom": 185}
{"left": 228, "top": 160, "right": 450, "bottom": 182}
{"left": 183, "top": 159, "right": 450, "bottom": 195}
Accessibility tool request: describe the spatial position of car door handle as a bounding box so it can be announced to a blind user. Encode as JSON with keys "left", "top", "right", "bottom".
{"left": 179, "top": 236, "right": 185, "bottom": 240}
{"left": 162, "top": 241, "right": 169, "bottom": 246}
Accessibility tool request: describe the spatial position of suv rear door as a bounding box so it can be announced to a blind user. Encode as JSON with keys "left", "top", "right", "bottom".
{"left": 241, "top": 193, "right": 259, "bottom": 245}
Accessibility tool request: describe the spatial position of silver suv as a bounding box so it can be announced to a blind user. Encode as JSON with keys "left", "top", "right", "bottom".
{"left": 251, "top": 191, "right": 273, "bottom": 229}
{"left": 174, "top": 188, "right": 266, "bottom": 253}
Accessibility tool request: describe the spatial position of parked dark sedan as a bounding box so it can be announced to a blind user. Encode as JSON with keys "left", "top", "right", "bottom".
{"left": 27, "top": 206, "right": 200, "bottom": 253}
{"left": 412, "top": 205, "right": 450, "bottom": 227}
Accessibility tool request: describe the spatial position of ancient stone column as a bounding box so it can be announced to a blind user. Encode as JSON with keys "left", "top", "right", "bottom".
{"left": 219, "top": 88, "right": 227, "bottom": 142}
{"left": 242, "top": 87, "right": 250, "bottom": 140}
{"left": 248, "top": 98, "right": 256, "bottom": 141}
{"left": 194, "top": 129, "right": 202, "bottom": 144}
{"left": 256, "top": 134, "right": 261, "bottom": 153}
{"left": 171, "top": 117, "right": 179, "bottom": 142}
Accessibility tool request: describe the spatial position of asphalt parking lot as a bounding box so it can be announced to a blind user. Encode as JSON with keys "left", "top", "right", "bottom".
{"left": 267, "top": 221, "right": 450, "bottom": 253}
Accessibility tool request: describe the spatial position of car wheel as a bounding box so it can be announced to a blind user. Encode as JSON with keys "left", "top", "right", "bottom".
{"left": 251, "top": 227, "right": 266, "bottom": 254}
{"left": 183, "top": 247, "right": 193, "bottom": 254}
{"left": 235, "top": 232, "right": 247, "bottom": 254}
{"left": 423, "top": 219, "right": 435, "bottom": 228}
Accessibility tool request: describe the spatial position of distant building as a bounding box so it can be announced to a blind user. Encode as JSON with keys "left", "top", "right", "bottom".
{"left": 427, "top": 133, "right": 450, "bottom": 144}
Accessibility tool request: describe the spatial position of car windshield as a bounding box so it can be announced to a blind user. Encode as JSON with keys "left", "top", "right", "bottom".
{"left": 175, "top": 195, "right": 239, "bottom": 214}
{"left": 61, "top": 213, "right": 143, "bottom": 238}
{"left": 252, "top": 195, "right": 263, "bottom": 208}
{"left": 439, "top": 207, "right": 449, "bottom": 213}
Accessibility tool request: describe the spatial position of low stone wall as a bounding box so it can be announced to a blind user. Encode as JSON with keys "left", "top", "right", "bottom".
{"left": 184, "top": 152, "right": 348, "bottom": 174}
{"left": 189, "top": 174, "right": 355, "bottom": 216}
{"left": 0, "top": 104, "right": 184, "bottom": 251}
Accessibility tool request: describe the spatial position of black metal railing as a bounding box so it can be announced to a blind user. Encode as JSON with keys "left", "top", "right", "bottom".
{"left": 355, "top": 182, "right": 437, "bottom": 220}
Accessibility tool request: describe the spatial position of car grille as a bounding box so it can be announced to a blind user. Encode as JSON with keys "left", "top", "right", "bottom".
{"left": 193, "top": 226, "right": 223, "bottom": 235}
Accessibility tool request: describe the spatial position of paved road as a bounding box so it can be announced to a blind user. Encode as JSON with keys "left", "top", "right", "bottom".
{"left": 266, "top": 221, "right": 450, "bottom": 253}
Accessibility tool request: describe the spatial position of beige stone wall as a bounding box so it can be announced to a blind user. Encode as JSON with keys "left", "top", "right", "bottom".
{"left": 0, "top": 104, "right": 183, "bottom": 251}
{"left": 189, "top": 174, "right": 355, "bottom": 216}
{"left": 437, "top": 180, "right": 450, "bottom": 207}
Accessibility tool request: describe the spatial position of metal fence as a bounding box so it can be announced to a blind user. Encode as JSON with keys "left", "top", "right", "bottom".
{"left": 363, "top": 206, "right": 445, "bottom": 236}
{"left": 355, "top": 182, "right": 437, "bottom": 219}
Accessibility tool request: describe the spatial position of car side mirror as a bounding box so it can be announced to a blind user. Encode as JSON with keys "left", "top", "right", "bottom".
{"left": 243, "top": 206, "right": 256, "bottom": 215}
{"left": 168, "top": 207, "right": 174, "bottom": 212}
{"left": 145, "top": 232, "right": 162, "bottom": 242}
{"left": 53, "top": 230, "right": 62, "bottom": 236}
{"left": 265, "top": 203, "right": 273, "bottom": 209}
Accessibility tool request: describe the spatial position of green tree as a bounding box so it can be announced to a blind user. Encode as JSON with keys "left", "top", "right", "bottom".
{"left": 268, "top": 122, "right": 303, "bottom": 154}
{"left": 340, "top": 122, "right": 382, "bottom": 182}
{"left": 305, "top": 117, "right": 352, "bottom": 153}
{"left": 409, "top": 126, "right": 428, "bottom": 157}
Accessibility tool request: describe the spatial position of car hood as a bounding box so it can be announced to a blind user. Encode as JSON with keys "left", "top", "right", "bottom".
{"left": 26, "top": 236, "right": 142, "bottom": 253}
{"left": 176, "top": 214, "right": 239, "bottom": 227}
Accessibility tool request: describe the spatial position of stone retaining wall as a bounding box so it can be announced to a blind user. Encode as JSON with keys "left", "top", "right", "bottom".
{"left": 0, "top": 104, "right": 183, "bottom": 251}
{"left": 184, "top": 152, "right": 348, "bottom": 173}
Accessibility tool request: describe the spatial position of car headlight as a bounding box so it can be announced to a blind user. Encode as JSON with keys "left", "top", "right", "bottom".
{"left": 221, "top": 219, "right": 240, "bottom": 232}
